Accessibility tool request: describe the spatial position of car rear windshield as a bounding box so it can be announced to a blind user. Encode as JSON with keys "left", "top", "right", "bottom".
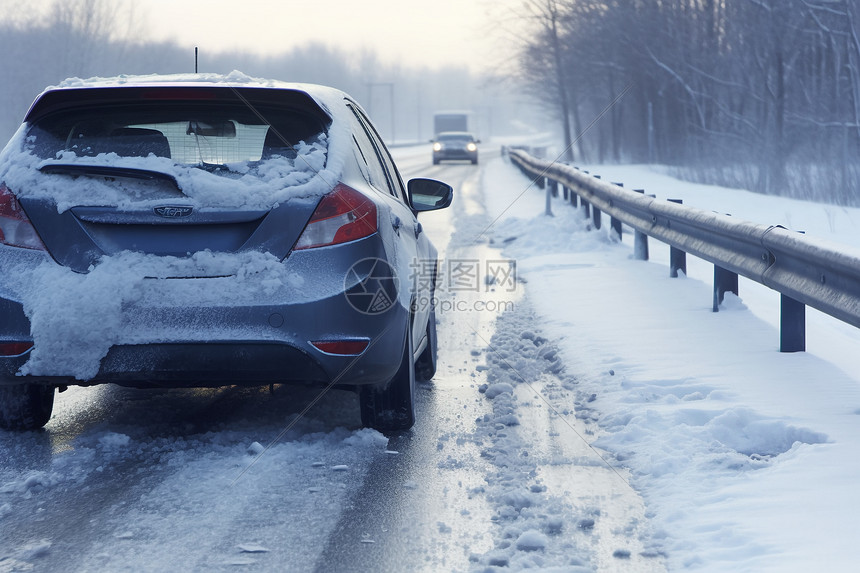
{"left": 25, "top": 100, "right": 329, "bottom": 167}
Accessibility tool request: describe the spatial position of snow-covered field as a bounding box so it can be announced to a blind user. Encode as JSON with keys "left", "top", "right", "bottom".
{"left": 481, "top": 156, "right": 860, "bottom": 571}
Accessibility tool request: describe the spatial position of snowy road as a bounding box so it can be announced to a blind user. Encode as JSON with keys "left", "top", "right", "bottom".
{"left": 0, "top": 147, "right": 665, "bottom": 572}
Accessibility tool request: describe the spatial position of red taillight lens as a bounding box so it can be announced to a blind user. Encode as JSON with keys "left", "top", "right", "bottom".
{"left": 0, "top": 342, "right": 34, "bottom": 357}
{"left": 310, "top": 339, "right": 370, "bottom": 356}
{"left": 0, "top": 184, "right": 46, "bottom": 250}
{"left": 294, "top": 184, "right": 377, "bottom": 250}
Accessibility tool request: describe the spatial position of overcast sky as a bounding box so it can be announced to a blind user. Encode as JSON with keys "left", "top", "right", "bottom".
{"left": 149, "top": 0, "right": 512, "bottom": 70}
{"left": 8, "top": 0, "right": 517, "bottom": 72}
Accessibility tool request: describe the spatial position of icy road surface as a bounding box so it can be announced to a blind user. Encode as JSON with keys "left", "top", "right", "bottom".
{"left": 0, "top": 146, "right": 664, "bottom": 572}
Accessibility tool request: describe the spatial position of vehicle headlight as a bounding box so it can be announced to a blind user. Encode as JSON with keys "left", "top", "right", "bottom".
{"left": 467, "top": 143, "right": 477, "bottom": 152}
{"left": 433, "top": 142, "right": 442, "bottom": 151}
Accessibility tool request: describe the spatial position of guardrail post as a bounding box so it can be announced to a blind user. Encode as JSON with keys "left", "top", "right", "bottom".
{"left": 634, "top": 230, "right": 649, "bottom": 260}
{"left": 713, "top": 266, "right": 739, "bottom": 312}
{"left": 545, "top": 182, "right": 553, "bottom": 217}
{"left": 570, "top": 190, "right": 578, "bottom": 208}
{"left": 780, "top": 295, "right": 806, "bottom": 352}
{"left": 563, "top": 186, "right": 569, "bottom": 201}
{"left": 592, "top": 206, "right": 602, "bottom": 229}
{"left": 632, "top": 189, "right": 648, "bottom": 260}
{"left": 582, "top": 198, "right": 591, "bottom": 219}
{"left": 610, "top": 217, "right": 622, "bottom": 240}
{"left": 536, "top": 176, "right": 545, "bottom": 189}
{"left": 606, "top": 183, "right": 622, "bottom": 240}
{"left": 668, "top": 199, "right": 687, "bottom": 277}
{"left": 549, "top": 179, "right": 559, "bottom": 198}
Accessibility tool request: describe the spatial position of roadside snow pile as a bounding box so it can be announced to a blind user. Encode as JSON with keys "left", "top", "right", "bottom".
{"left": 597, "top": 406, "right": 827, "bottom": 474}
{"left": 483, "top": 156, "right": 860, "bottom": 571}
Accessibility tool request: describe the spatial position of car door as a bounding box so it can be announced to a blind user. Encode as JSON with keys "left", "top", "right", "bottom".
{"left": 346, "top": 102, "right": 434, "bottom": 349}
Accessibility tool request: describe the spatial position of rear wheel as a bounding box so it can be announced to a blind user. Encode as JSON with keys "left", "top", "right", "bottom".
{"left": 359, "top": 327, "right": 415, "bottom": 432}
{"left": 0, "top": 384, "right": 55, "bottom": 430}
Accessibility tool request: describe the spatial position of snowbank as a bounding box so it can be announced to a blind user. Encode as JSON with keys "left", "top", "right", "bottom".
{"left": 482, "top": 156, "right": 860, "bottom": 571}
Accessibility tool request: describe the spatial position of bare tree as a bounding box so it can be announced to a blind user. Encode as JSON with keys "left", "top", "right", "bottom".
{"left": 504, "top": 0, "right": 860, "bottom": 204}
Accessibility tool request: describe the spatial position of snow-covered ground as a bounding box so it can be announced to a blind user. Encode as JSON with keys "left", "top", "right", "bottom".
{"left": 481, "top": 156, "right": 860, "bottom": 571}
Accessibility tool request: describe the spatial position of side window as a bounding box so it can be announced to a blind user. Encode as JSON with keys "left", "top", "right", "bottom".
{"left": 352, "top": 135, "right": 371, "bottom": 182}
{"left": 347, "top": 103, "right": 406, "bottom": 201}
{"left": 347, "top": 109, "right": 389, "bottom": 192}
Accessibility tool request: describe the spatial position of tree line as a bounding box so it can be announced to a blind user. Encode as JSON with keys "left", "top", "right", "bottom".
{"left": 510, "top": 0, "right": 860, "bottom": 205}
{"left": 0, "top": 1, "right": 520, "bottom": 149}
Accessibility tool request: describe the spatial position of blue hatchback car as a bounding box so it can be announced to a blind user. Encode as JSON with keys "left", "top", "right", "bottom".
{"left": 0, "top": 73, "right": 452, "bottom": 431}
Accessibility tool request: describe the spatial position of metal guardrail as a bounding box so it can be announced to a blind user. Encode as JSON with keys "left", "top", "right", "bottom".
{"left": 507, "top": 148, "right": 860, "bottom": 352}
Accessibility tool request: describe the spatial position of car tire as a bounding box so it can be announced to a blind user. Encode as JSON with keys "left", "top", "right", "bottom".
{"left": 433, "top": 158, "right": 440, "bottom": 165}
{"left": 0, "top": 384, "right": 55, "bottom": 430}
{"left": 359, "top": 326, "right": 415, "bottom": 431}
{"left": 415, "top": 307, "right": 437, "bottom": 381}
{"left": 472, "top": 158, "right": 478, "bottom": 165}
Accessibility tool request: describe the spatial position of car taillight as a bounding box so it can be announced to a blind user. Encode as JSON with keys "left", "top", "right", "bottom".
{"left": 0, "top": 342, "right": 34, "bottom": 357}
{"left": 310, "top": 339, "right": 370, "bottom": 356}
{"left": 294, "top": 183, "right": 377, "bottom": 250}
{"left": 0, "top": 184, "right": 46, "bottom": 250}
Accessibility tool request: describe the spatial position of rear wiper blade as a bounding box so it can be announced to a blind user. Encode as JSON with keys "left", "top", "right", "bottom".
{"left": 196, "top": 161, "right": 230, "bottom": 173}
{"left": 39, "top": 163, "right": 183, "bottom": 193}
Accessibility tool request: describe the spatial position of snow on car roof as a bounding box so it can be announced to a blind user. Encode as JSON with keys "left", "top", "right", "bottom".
{"left": 1, "top": 71, "right": 359, "bottom": 212}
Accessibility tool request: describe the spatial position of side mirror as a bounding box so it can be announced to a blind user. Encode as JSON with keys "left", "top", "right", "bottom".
{"left": 407, "top": 178, "right": 453, "bottom": 212}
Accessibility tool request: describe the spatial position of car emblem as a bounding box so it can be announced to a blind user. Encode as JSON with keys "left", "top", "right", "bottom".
{"left": 154, "top": 206, "right": 193, "bottom": 218}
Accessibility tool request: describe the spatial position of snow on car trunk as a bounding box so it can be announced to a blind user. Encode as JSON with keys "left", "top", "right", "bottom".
{"left": 9, "top": 250, "right": 307, "bottom": 380}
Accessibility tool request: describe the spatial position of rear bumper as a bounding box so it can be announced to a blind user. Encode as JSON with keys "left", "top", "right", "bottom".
{"left": 0, "top": 236, "right": 412, "bottom": 389}
{"left": 98, "top": 342, "right": 329, "bottom": 386}
{"left": 0, "top": 301, "right": 408, "bottom": 389}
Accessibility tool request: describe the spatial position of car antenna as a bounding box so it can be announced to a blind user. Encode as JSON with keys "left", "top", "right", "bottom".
{"left": 195, "top": 47, "right": 198, "bottom": 73}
